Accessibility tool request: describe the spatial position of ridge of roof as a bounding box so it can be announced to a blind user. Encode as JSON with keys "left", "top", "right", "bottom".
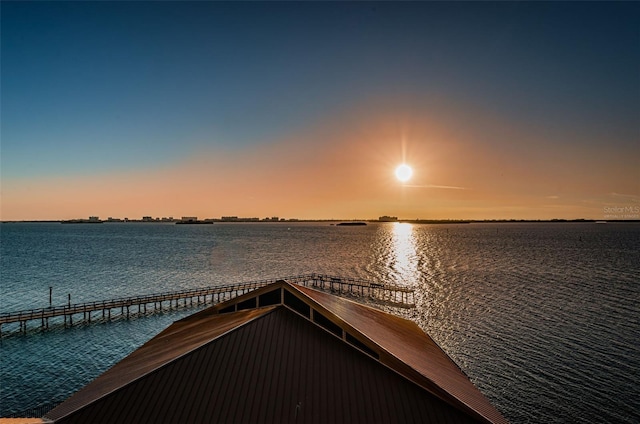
{"left": 49, "top": 306, "right": 486, "bottom": 423}
{"left": 46, "top": 279, "right": 506, "bottom": 424}
{"left": 194, "top": 280, "right": 506, "bottom": 423}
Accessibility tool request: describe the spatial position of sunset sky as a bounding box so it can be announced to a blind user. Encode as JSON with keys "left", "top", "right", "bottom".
{"left": 2, "top": 2, "right": 638, "bottom": 221}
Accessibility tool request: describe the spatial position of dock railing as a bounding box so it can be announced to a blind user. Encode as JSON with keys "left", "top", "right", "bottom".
{"left": 0, "top": 273, "right": 414, "bottom": 335}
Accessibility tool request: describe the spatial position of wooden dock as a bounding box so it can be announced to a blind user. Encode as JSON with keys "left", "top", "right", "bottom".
{"left": 0, "top": 274, "right": 415, "bottom": 336}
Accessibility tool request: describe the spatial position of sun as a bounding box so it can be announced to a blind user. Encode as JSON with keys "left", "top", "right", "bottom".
{"left": 395, "top": 164, "right": 413, "bottom": 182}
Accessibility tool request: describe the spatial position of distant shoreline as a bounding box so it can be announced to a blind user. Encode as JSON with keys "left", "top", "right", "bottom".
{"left": 2, "top": 219, "right": 639, "bottom": 224}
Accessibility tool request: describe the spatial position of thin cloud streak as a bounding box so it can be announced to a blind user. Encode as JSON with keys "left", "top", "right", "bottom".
{"left": 610, "top": 192, "right": 640, "bottom": 202}
{"left": 402, "top": 184, "right": 470, "bottom": 190}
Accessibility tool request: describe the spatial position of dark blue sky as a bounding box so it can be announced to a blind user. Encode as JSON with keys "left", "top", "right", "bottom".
{"left": 2, "top": 1, "right": 638, "bottom": 219}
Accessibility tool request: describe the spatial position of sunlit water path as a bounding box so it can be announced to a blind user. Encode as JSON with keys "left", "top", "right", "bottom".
{"left": 1, "top": 222, "right": 639, "bottom": 423}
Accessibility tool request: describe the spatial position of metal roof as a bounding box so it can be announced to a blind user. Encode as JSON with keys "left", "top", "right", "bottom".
{"left": 292, "top": 284, "right": 507, "bottom": 423}
{"left": 45, "top": 280, "right": 507, "bottom": 423}
{"left": 44, "top": 307, "right": 274, "bottom": 423}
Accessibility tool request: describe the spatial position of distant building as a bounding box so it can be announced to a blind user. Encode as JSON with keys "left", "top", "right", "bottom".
{"left": 379, "top": 215, "right": 399, "bottom": 222}
{"left": 180, "top": 217, "right": 198, "bottom": 223}
{"left": 88, "top": 216, "right": 100, "bottom": 222}
{"left": 221, "top": 216, "right": 239, "bottom": 222}
{"left": 141, "top": 216, "right": 154, "bottom": 222}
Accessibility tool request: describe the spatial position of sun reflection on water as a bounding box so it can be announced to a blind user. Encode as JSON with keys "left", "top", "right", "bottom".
{"left": 390, "top": 222, "right": 421, "bottom": 288}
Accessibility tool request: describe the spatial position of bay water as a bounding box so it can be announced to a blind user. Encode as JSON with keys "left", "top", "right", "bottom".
{"left": 1, "top": 222, "right": 639, "bottom": 423}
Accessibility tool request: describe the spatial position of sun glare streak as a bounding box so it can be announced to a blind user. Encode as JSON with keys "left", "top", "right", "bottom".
{"left": 403, "top": 184, "right": 468, "bottom": 190}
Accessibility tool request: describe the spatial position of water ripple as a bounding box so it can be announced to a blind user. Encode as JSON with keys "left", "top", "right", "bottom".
{"left": 1, "top": 222, "right": 639, "bottom": 422}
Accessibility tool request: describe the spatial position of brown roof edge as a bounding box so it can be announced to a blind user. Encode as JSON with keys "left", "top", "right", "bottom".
{"left": 44, "top": 307, "right": 278, "bottom": 423}
{"left": 288, "top": 283, "right": 508, "bottom": 424}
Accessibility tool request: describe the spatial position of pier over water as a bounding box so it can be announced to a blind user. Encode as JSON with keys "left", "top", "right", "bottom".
{"left": 0, "top": 274, "right": 415, "bottom": 336}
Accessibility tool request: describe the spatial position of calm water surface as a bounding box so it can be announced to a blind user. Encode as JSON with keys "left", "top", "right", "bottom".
{"left": 1, "top": 222, "right": 639, "bottom": 423}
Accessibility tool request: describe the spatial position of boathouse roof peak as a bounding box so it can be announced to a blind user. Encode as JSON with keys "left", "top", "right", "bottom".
{"left": 45, "top": 280, "right": 507, "bottom": 424}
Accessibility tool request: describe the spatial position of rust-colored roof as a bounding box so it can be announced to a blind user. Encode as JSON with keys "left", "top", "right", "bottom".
{"left": 291, "top": 284, "right": 507, "bottom": 424}
{"left": 45, "top": 281, "right": 507, "bottom": 423}
{"left": 44, "top": 307, "right": 275, "bottom": 422}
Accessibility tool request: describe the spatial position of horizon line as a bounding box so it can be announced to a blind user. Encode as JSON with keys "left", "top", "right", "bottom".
{"left": 2, "top": 218, "right": 637, "bottom": 224}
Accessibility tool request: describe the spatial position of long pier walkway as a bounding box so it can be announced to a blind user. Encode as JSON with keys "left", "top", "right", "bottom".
{"left": 0, "top": 274, "right": 414, "bottom": 336}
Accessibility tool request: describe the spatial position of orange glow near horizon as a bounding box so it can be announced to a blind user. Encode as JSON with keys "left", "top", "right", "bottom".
{"left": 1, "top": 104, "right": 637, "bottom": 221}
